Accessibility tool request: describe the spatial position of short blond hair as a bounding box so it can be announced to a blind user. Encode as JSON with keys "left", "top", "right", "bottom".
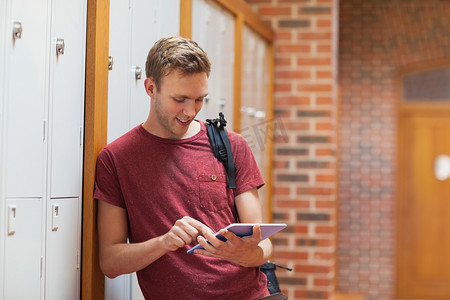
{"left": 145, "top": 36, "right": 211, "bottom": 90}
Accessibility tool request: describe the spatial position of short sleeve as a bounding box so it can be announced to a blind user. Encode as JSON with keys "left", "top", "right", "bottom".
{"left": 94, "top": 148, "right": 126, "bottom": 209}
{"left": 229, "top": 132, "right": 265, "bottom": 197}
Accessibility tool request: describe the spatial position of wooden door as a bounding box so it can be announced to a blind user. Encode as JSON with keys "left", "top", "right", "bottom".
{"left": 397, "top": 104, "right": 450, "bottom": 299}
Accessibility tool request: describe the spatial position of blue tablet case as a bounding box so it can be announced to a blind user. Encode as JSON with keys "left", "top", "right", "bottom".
{"left": 186, "top": 223, "right": 286, "bottom": 254}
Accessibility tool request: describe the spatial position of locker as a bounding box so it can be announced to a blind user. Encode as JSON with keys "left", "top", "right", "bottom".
{"left": 241, "top": 25, "right": 271, "bottom": 221}
{"left": 49, "top": 0, "right": 86, "bottom": 197}
{"left": 1, "top": 0, "right": 86, "bottom": 298}
{"left": 4, "top": 198, "right": 43, "bottom": 300}
{"left": 5, "top": 0, "right": 49, "bottom": 198}
{"left": 45, "top": 198, "right": 81, "bottom": 300}
{"left": 192, "top": 0, "right": 235, "bottom": 126}
{"left": 108, "top": 0, "right": 181, "bottom": 144}
{"left": 129, "top": 0, "right": 180, "bottom": 129}
{"left": 107, "top": 0, "right": 132, "bottom": 143}
{"left": 106, "top": 1, "right": 180, "bottom": 298}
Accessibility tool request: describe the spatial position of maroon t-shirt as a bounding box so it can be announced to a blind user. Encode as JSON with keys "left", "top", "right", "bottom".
{"left": 94, "top": 121, "right": 269, "bottom": 299}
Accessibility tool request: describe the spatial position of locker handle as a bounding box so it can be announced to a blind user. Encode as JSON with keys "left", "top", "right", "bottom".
{"left": 8, "top": 205, "right": 17, "bottom": 236}
{"left": 56, "top": 38, "right": 65, "bottom": 56}
{"left": 108, "top": 56, "right": 114, "bottom": 70}
{"left": 134, "top": 66, "right": 142, "bottom": 80}
{"left": 12, "top": 21, "right": 22, "bottom": 40}
{"left": 52, "top": 204, "right": 59, "bottom": 231}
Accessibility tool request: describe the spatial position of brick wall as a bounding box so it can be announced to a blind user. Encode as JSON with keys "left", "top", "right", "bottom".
{"left": 338, "top": 1, "right": 450, "bottom": 300}
{"left": 245, "top": 0, "right": 339, "bottom": 299}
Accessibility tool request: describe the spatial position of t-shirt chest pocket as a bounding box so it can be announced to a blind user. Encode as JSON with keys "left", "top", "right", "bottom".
{"left": 198, "top": 174, "right": 229, "bottom": 211}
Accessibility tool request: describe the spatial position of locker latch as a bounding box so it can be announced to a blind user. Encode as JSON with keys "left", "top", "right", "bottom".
{"left": 134, "top": 66, "right": 142, "bottom": 80}
{"left": 8, "top": 205, "right": 17, "bottom": 236}
{"left": 52, "top": 204, "right": 60, "bottom": 231}
{"left": 108, "top": 56, "right": 114, "bottom": 70}
{"left": 12, "top": 21, "right": 22, "bottom": 40}
{"left": 56, "top": 38, "right": 65, "bottom": 56}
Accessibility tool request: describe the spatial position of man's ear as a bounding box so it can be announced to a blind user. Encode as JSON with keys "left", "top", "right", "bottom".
{"left": 144, "top": 77, "right": 156, "bottom": 97}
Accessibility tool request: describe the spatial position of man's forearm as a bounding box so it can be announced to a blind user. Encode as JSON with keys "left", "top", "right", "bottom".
{"left": 100, "top": 235, "right": 168, "bottom": 278}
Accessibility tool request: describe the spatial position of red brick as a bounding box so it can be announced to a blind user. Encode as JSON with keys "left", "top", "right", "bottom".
{"left": 275, "top": 31, "right": 292, "bottom": 40}
{"left": 276, "top": 44, "right": 311, "bottom": 54}
{"left": 275, "top": 57, "right": 291, "bottom": 66}
{"left": 276, "top": 199, "right": 311, "bottom": 208}
{"left": 315, "top": 225, "right": 334, "bottom": 234}
{"left": 316, "top": 70, "right": 332, "bottom": 79}
{"left": 317, "top": 44, "right": 332, "bottom": 53}
{"left": 314, "top": 278, "right": 332, "bottom": 286}
{"left": 316, "top": 174, "right": 335, "bottom": 182}
{"left": 259, "top": 6, "right": 292, "bottom": 16}
{"left": 276, "top": 251, "right": 308, "bottom": 260}
{"left": 276, "top": 96, "right": 310, "bottom": 105}
{"left": 296, "top": 264, "right": 333, "bottom": 274}
{"left": 315, "top": 122, "right": 332, "bottom": 130}
{"left": 317, "top": 19, "right": 332, "bottom": 28}
{"left": 276, "top": 70, "right": 311, "bottom": 79}
{"left": 316, "top": 96, "right": 333, "bottom": 105}
{"left": 283, "top": 121, "right": 310, "bottom": 130}
{"left": 274, "top": 83, "right": 292, "bottom": 92}
{"left": 272, "top": 186, "right": 290, "bottom": 195}
{"left": 298, "top": 32, "right": 332, "bottom": 40}
{"left": 297, "top": 57, "right": 332, "bottom": 66}
{"left": 297, "top": 187, "right": 334, "bottom": 196}
{"left": 297, "top": 84, "right": 332, "bottom": 92}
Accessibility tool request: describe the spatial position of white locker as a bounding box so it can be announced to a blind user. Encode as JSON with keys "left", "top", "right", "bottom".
{"left": 45, "top": 198, "right": 81, "bottom": 300}
{"left": 107, "top": 0, "right": 132, "bottom": 143}
{"left": 5, "top": 0, "right": 49, "bottom": 198}
{"left": 129, "top": 0, "right": 180, "bottom": 128}
{"left": 4, "top": 198, "right": 43, "bottom": 300}
{"left": 1, "top": 0, "right": 86, "bottom": 298}
{"left": 241, "top": 25, "right": 271, "bottom": 221}
{"left": 192, "top": 0, "right": 235, "bottom": 126}
{"left": 107, "top": 1, "right": 180, "bottom": 298}
{"left": 49, "top": 0, "right": 86, "bottom": 198}
{"left": 108, "top": 0, "right": 180, "bottom": 143}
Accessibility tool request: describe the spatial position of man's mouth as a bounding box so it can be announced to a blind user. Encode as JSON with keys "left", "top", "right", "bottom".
{"left": 176, "top": 117, "right": 191, "bottom": 127}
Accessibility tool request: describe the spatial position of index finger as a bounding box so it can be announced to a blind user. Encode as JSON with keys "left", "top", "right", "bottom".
{"left": 183, "top": 217, "right": 215, "bottom": 236}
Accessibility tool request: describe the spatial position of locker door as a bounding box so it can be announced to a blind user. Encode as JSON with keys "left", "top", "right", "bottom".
{"left": 192, "top": 0, "right": 234, "bottom": 126}
{"left": 241, "top": 26, "right": 270, "bottom": 221}
{"left": 128, "top": 0, "right": 180, "bottom": 128}
{"left": 45, "top": 198, "right": 80, "bottom": 300}
{"left": 4, "top": 198, "right": 43, "bottom": 300}
{"left": 108, "top": 0, "right": 132, "bottom": 143}
{"left": 5, "top": 0, "right": 49, "bottom": 197}
{"left": 49, "top": 0, "right": 86, "bottom": 197}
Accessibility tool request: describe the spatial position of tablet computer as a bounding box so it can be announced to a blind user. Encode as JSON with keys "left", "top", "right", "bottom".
{"left": 186, "top": 223, "right": 286, "bottom": 254}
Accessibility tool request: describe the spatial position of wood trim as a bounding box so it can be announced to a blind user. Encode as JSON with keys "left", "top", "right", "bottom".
{"left": 213, "top": 0, "right": 273, "bottom": 42}
{"left": 82, "top": 0, "right": 109, "bottom": 299}
{"left": 180, "top": 0, "right": 192, "bottom": 38}
{"left": 266, "top": 43, "right": 275, "bottom": 223}
{"left": 232, "top": 13, "right": 244, "bottom": 132}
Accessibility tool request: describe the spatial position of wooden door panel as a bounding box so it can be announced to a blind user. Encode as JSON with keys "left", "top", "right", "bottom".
{"left": 398, "top": 113, "right": 450, "bottom": 299}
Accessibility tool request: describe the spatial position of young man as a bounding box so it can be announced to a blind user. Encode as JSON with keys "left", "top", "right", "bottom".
{"left": 95, "top": 36, "right": 273, "bottom": 299}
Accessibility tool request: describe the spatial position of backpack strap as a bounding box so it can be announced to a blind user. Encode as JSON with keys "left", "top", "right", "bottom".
{"left": 205, "top": 112, "right": 236, "bottom": 189}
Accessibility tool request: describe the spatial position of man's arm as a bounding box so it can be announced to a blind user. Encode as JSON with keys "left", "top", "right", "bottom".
{"left": 97, "top": 200, "right": 215, "bottom": 278}
{"left": 193, "top": 188, "right": 273, "bottom": 267}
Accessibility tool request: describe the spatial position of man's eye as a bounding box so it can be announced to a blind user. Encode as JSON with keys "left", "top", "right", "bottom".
{"left": 196, "top": 98, "right": 204, "bottom": 102}
{"left": 174, "top": 98, "right": 184, "bottom": 103}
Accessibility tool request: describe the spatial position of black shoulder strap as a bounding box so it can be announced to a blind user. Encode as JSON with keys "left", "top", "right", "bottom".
{"left": 205, "top": 112, "right": 236, "bottom": 189}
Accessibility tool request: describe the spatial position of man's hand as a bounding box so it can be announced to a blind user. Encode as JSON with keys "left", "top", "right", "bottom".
{"left": 193, "top": 223, "right": 266, "bottom": 267}
{"left": 160, "top": 216, "right": 215, "bottom": 252}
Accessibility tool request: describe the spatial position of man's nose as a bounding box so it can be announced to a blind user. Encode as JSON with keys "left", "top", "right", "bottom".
{"left": 183, "top": 100, "right": 197, "bottom": 118}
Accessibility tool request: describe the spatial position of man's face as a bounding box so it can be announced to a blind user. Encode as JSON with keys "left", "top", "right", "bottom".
{"left": 145, "top": 70, "right": 208, "bottom": 139}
